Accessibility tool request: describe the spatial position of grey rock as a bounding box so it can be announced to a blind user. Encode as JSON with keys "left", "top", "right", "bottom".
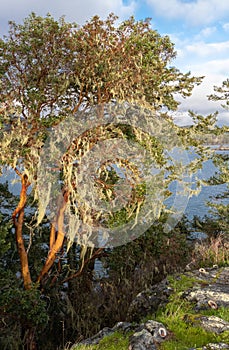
{"left": 184, "top": 267, "right": 229, "bottom": 310}
{"left": 79, "top": 327, "right": 114, "bottom": 345}
{"left": 202, "top": 344, "right": 229, "bottom": 350}
{"left": 127, "top": 278, "right": 173, "bottom": 322}
{"left": 112, "top": 321, "right": 137, "bottom": 333}
{"left": 199, "top": 315, "right": 229, "bottom": 334}
{"left": 128, "top": 329, "right": 156, "bottom": 350}
{"left": 128, "top": 320, "right": 168, "bottom": 350}
{"left": 144, "top": 320, "right": 168, "bottom": 343}
{"left": 189, "top": 343, "right": 229, "bottom": 350}
{"left": 72, "top": 322, "right": 138, "bottom": 347}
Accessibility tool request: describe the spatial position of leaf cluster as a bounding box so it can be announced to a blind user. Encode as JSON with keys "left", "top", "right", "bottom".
{"left": 1, "top": 12, "right": 202, "bottom": 172}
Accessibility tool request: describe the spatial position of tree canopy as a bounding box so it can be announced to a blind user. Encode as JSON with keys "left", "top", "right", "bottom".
{"left": 0, "top": 12, "right": 228, "bottom": 350}
{"left": 0, "top": 12, "right": 212, "bottom": 286}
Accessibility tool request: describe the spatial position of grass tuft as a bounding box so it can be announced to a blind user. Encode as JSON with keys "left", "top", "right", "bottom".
{"left": 70, "top": 272, "right": 229, "bottom": 350}
{"left": 71, "top": 331, "right": 129, "bottom": 350}
{"left": 155, "top": 274, "right": 229, "bottom": 350}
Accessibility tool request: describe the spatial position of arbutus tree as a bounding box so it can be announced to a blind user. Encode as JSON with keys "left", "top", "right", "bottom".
{"left": 0, "top": 13, "right": 79, "bottom": 292}
{"left": 0, "top": 14, "right": 217, "bottom": 347}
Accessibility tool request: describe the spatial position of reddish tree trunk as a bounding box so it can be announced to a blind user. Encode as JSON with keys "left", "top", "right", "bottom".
{"left": 13, "top": 170, "right": 32, "bottom": 290}
{"left": 37, "top": 191, "right": 69, "bottom": 283}
{"left": 15, "top": 208, "right": 32, "bottom": 289}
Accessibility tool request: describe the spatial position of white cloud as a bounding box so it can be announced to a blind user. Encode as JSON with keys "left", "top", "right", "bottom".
{"left": 219, "top": 112, "right": 229, "bottom": 127}
{"left": 195, "top": 26, "right": 217, "bottom": 39}
{"left": 194, "top": 58, "right": 229, "bottom": 76}
{"left": 166, "top": 34, "right": 229, "bottom": 80}
{"left": 172, "top": 37, "right": 229, "bottom": 116}
{"left": 223, "top": 23, "right": 229, "bottom": 32}
{"left": 169, "top": 32, "right": 229, "bottom": 73}
{"left": 175, "top": 69, "right": 229, "bottom": 123}
{"left": 146, "top": 0, "right": 229, "bottom": 26}
{"left": 0, "top": 0, "right": 136, "bottom": 35}
{"left": 186, "top": 41, "right": 229, "bottom": 58}
{"left": 167, "top": 38, "right": 228, "bottom": 119}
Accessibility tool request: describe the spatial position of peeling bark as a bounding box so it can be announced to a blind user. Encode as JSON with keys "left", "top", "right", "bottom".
{"left": 49, "top": 222, "right": 56, "bottom": 249}
{"left": 13, "top": 169, "right": 32, "bottom": 290}
{"left": 15, "top": 208, "right": 32, "bottom": 290}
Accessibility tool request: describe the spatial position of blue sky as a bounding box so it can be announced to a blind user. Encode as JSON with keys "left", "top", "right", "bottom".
{"left": 1, "top": 0, "right": 229, "bottom": 125}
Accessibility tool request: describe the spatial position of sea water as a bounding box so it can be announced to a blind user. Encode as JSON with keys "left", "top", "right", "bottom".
{"left": 0, "top": 150, "right": 228, "bottom": 220}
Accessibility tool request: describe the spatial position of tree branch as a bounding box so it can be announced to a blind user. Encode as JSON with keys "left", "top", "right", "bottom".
{"left": 37, "top": 191, "right": 69, "bottom": 284}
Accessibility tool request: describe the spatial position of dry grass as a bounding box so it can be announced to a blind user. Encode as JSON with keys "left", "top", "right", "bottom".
{"left": 192, "top": 233, "right": 229, "bottom": 267}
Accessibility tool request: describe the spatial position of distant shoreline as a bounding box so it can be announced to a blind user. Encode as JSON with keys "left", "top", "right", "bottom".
{"left": 205, "top": 144, "right": 229, "bottom": 151}
{"left": 213, "top": 147, "right": 229, "bottom": 151}
{"left": 211, "top": 146, "right": 229, "bottom": 151}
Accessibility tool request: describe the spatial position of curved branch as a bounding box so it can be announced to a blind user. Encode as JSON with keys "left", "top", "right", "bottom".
{"left": 37, "top": 191, "right": 69, "bottom": 284}
{"left": 62, "top": 247, "right": 104, "bottom": 283}
{"left": 12, "top": 169, "right": 30, "bottom": 225}
{"left": 12, "top": 168, "right": 32, "bottom": 290}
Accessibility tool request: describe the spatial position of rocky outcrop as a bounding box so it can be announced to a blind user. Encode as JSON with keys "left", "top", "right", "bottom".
{"left": 75, "top": 320, "right": 169, "bottom": 350}
{"left": 173, "top": 267, "right": 229, "bottom": 350}
{"left": 127, "top": 277, "right": 173, "bottom": 322}
{"left": 184, "top": 266, "right": 229, "bottom": 310}
{"left": 72, "top": 267, "right": 229, "bottom": 350}
{"left": 127, "top": 266, "right": 229, "bottom": 320}
{"left": 78, "top": 322, "right": 136, "bottom": 346}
